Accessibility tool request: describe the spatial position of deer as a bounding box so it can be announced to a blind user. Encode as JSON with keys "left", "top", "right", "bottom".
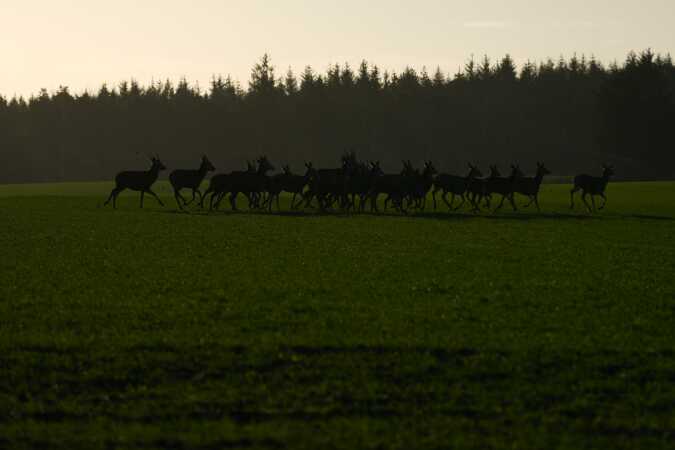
{"left": 467, "top": 165, "right": 501, "bottom": 212}
{"left": 432, "top": 164, "right": 483, "bottom": 211}
{"left": 103, "top": 155, "right": 166, "bottom": 209}
{"left": 369, "top": 160, "right": 415, "bottom": 214}
{"left": 304, "top": 151, "right": 356, "bottom": 211}
{"left": 201, "top": 161, "right": 255, "bottom": 210}
{"left": 264, "top": 164, "right": 312, "bottom": 212}
{"left": 281, "top": 163, "right": 315, "bottom": 210}
{"left": 487, "top": 164, "right": 525, "bottom": 212}
{"left": 409, "top": 160, "right": 437, "bottom": 210}
{"left": 513, "top": 162, "right": 551, "bottom": 211}
{"left": 169, "top": 155, "right": 215, "bottom": 209}
{"left": 570, "top": 164, "right": 615, "bottom": 212}
{"left": 225, "top": 156, "right": 275, "bottom": 211}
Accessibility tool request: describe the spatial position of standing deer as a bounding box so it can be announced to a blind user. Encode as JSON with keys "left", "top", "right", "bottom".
{"left": 169, "top": 155, "right": 215, "bottom": 209}
{"left": 514, "top": 162, "right": 551, "bottom": 211}
{"left": 103, "top": 156, "right": 166, "bottom": 209}
{"left": 570, "top": 164, "right": 615, "bottom": 212}
{"left": 432, "top": 164, "right": 483, "bottom": 211}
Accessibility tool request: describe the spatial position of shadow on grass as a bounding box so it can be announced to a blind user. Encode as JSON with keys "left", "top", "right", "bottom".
{"left": 152, "top": 206, "right": 675, "bottom": 222}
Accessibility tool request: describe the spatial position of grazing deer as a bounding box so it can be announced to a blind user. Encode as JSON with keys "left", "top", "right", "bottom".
{"left": 169, "top": 155, "right": 215, "bottom": 209}
{"left": 514, "top": 162, "right": 551, "bottom": 211}
{"left": 103, "top": 155, "right": 166, "bottom": 209}
{"left": 432, "top": 164, "right": 483, "bottom": 211}
{"left": 570, "top": 164, "right": 615, "bottom": 212}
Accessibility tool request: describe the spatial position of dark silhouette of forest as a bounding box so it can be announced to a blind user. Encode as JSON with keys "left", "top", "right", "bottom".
{"left": 0, "top": 49, "right": 673, "bottom": 184}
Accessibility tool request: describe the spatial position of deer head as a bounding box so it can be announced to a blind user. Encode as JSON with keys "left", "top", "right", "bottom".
{"left": 257, "top": 156, "right": 275, "bottom": 173}
{"left": 536, "top": 162, "right": 551, "bottom": 176}
{"left": 602, "top": 164, "right": 615, "bottom": 177}
{"left": 151, "top": 156, "right": 167, "bottom": 171}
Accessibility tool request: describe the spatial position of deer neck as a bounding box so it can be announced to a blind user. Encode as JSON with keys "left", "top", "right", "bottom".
{"left": 534, "top": 171, "right": 545, "bottom": 186}
{"left": 149, "top": 165, "right": 161, "bottom": 180}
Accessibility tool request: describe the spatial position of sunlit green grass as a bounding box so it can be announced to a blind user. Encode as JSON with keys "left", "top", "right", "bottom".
{"left": 1, "top": 181, "right": 674, "bottom": 449}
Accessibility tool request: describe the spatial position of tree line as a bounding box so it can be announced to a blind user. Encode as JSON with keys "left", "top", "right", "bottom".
{"left": 0, "top": 49, "right": 673, "bottom": 184}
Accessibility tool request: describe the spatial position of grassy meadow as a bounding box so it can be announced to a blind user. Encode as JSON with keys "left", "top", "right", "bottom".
{"left": 1, "top": 181, "right": 675, "bottom": 449}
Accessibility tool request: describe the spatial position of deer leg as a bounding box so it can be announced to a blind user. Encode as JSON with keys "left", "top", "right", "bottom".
{"left": 184, "top": 189, "right": 197, "bottom": 205}
{"left": 432, "top": 188, "right": 439, "bottom": 210}
{"left": 590, "top": 194, "right": 597, "bottom": 211}
{"left": 494, "top": 194, "right": 506, "bottom": 212}
{"left": 112, "top": 189, "right": 122, "bottom": 209}
{"left": 570, "top": 187, "right": 579, "bottom": 209}
{"left": 229, "top": 193, "right": 238, "bottom": 211}
{"left": 442, "top": 191, "right": 452, "bottom": 209}
{"left": 509, "top": 193, "right": 517, "bottom": 211}
{"left": 174, "top": 189, "right": 185, "bottom": 209}
{"left": 146, "top": 189, "right": 164, "bottom": 207}
{"left": 104, "top": 187, "right": 120, "bottom": 207}
{"left": 534, "top": 195, "right": 541, "bottom": 212}
{"left": 599, "top": 193, "right": 607, "bottom": 210}
{"left": 581, "top": 192, "right": 592, "bottom": 212}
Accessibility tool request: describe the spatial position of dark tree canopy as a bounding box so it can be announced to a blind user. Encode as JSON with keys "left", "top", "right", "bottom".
{"left": 0, "top": 50, "right": 673, "bottom": 184}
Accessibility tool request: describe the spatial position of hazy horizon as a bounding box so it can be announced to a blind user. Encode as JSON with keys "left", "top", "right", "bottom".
{"left": 2, "top": 0, "right": 673, "bottom": 98}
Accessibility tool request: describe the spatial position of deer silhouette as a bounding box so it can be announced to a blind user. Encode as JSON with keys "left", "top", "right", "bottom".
{"left": 368, "top": 160, "right": 415, "bottom": 214}
{"left": 305, "top": 152, "right": 356, "bottom": 211}
{"left": 265, "top": 163, "right": 313, "bottom": 211}
{"left": 226, "top": 156, "right": 275, "bottom": 211}
{"left": 201, "top": 161, "right": 255, "bottom": 210}
{"left": 514, "top": 162, "right": 551, "bottom": 211}
{"left": 169, "top": 155, "right": 215, "bottom": 209}
{"left": 570, "top": 164, "right": 615, "bottom": 212}
{"left": 489, "top": 164, "right": 524, "bottom": 212}
{"left": 432, "top": 164, "right": 483, "bottom": 211}
{"left": 467, "top": 165, "right": 501, "bottom": 211}
{"left": 409, "top": 161, "right": 437, "bottom": 210}
{"left": 103, "top": 155, "right": 166, "bottom": 209}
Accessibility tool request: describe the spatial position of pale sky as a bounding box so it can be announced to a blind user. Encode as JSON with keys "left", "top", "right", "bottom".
{"left": 1, "top": 0, "right": 673, "bottom": 98}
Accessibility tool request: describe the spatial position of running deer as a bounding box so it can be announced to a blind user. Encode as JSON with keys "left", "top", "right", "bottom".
{"left": 410, "top": 161, "right": 437, "bottom": 210}
{"left": 264, "top": 164, "right": 312, "bottom": 212}
{"left": 201, "top": 161, "right": 255, "bottom": 210}
{"left": 488, "top": 164, "right": 524, "bottom": 212}
{"left": 103, "top": 155, "right": 166, "bottom": 209}
{"left": 570, "top": 164, "right": 615, "bottom": 212}
{"left": 467, "top": 165, "right": 501, "bottom": 211}
{"left": 514, "top": 162, "right": 551, "bottom": 211}
{"left": 432, "top": 164, "right": 483, "bottom": 211}
{"left": 226, "top": 156, "right": 275, "bottom": 211}
{"left": 278, "top": 163, "right": 314, "bottom": 210}
{"left": 169, "top": 155, "right": 215, "bottom": 209}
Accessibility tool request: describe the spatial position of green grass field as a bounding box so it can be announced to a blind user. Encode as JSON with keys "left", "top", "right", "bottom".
{"left": 1, "top": 181, "right": 675, "bottom": 449}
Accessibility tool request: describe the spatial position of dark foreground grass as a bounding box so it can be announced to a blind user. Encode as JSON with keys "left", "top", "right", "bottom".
{"left": 1, "top": 182, "right": 675, "bottom": 449}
